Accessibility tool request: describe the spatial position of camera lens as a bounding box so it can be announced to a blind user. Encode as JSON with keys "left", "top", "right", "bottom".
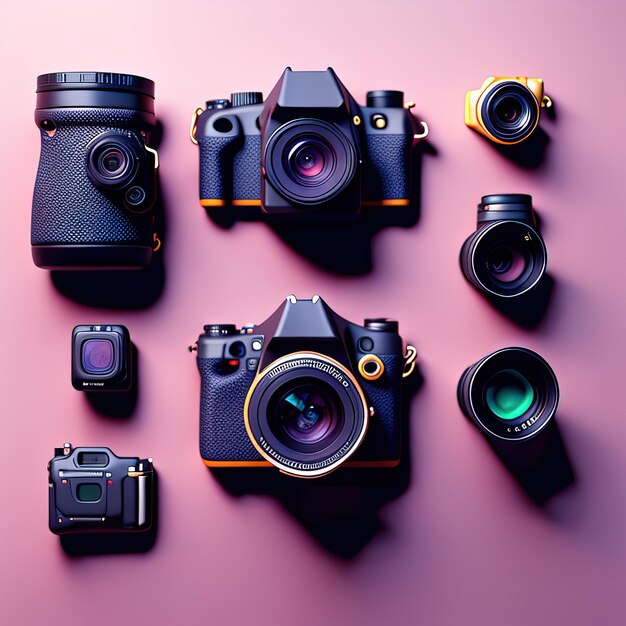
{"left": 460, "top": 221, "right": 546, "bottom": 298}
{"left": 288, "top": 140, "right": 332, "bottom": 182}
{"left": 271, "top": 383, "right": 341, "bottom": 445}
{"left": 82, "top": 339, "right": 115, "bottom": 374}
{"left": 87, "top": 133, "right": 139, "bottom": 190}
{"left": 457, "top": 347, "right": 559, "bottom": 441}
{"left": 244, "top": 353, "right": 368, "bottom": 477}
{"left": 99, "top": 149, "right": 126, "bottom": 175}
{"left": 481, "top": 81, "right": 539, "bottom": 143}
{"left": 264, "top": 119, "right": 356, "bottom": 206}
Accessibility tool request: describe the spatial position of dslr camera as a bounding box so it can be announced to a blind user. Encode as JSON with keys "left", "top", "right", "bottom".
{"left": 191, "top": 67, "right": 428, "bottom": 221}
{"left": 193, "top": 296, "right": 417, "bottom": 478}
{"left": 48, "top": 443, "right": 154, "bottom": 534}
{"left": 32, "top": 72, "right": 159, "bottom": 270}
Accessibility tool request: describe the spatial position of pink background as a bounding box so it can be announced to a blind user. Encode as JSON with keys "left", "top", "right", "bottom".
{"left": 1, "top": 0, "right": 625, "bottom": 624}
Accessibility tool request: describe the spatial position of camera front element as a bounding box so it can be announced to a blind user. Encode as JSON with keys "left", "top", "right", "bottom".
{"left": 457, "top": 347, "right": 559, "bottom": 442}
{"left": 244, "top": 352, "right": 369, "bottom": 477}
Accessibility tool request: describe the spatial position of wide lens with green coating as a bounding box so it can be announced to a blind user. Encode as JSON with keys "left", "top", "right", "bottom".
{"left": 485, "top": 369, "right": 535, "bottom": 420}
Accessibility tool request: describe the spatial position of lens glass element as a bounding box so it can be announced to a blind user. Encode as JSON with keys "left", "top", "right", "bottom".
{"left": 76, "top": 483, "right": 102, "bottom": 502}
{"left": 485, "top": 369, "right": 535, "bottom": 420}
{"left": 486, "top": 245, "right": 527, "bottom": 283}
{"left": 82, "top": 339, "right": 114, "bottom": 374}
{"left": 274, "top": 384, "right": 339, "bottom": 444}
{"left": 288, "top": 139, "right": 332, "bottom": 183}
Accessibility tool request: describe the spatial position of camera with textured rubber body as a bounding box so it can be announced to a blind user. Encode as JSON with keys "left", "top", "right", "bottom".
{"left": 193, "top": 295, "right": 417, "bottom": 478}
{"left": 192, "top": 67, "right": 428, "bottom": 221}
{"left": 32, "top": 72, "right": 159, "bottom": 269}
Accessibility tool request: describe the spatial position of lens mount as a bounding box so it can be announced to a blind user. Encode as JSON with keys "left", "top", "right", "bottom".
{"left": 481, "top": 81, "right": 540, "bottom": 143}
{"left": 244, "top": 352, "right": 369, "bottom": 478}
{"left": 86, "top": 132, "right": 141, "bottom": 190}
{"left": 464, "top": 220, "right": 547, "bottom": 298}
{"left": 264, "top": 119, "right": 356, "bottom": 206}
{"left": 458, "top": 347, "right": 559, "bottom": 442}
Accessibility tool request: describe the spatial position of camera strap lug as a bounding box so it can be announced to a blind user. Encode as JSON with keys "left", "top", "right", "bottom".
{"left": 190, "top": 107, "right": 203, "bottom": 145}
{"left": 413, "top": 121, "right": 429, "bottom": 140}
{"left": 144, "top": 144, "right": 159, "bottom": 169}
{"left": 541, "top": 94, "right": 553, "bottom": 108}
{"left": 402, "top": 345, "right": 418, "bottom": 378}
{"left": 152, "top": 232, "right": 162, "bottom": 252}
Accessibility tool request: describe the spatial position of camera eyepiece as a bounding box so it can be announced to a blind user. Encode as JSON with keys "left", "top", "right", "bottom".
{"left": 87, "top": 134, "right": 139, "bottom": 190}
{"left": 457, "top": 347, "right": 559, "bottom": 442}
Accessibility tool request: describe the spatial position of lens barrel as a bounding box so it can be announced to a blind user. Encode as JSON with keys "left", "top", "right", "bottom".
{"left": 480, "top": 81, "right": 539, "bottom": 143}
{"left": 36, "top": 71, "right": 155, "bottom": 114}
{"left": 457, "top": 347, "right": 559, "bottom": 442}
{"left": 264, "top": 119, "right": 356, "bottom": 206}
{"left": 460, "top": 195, "right": 547, "bottom": 298}
{"left": 244, "top": 352, "right": 368, "bottom": 477}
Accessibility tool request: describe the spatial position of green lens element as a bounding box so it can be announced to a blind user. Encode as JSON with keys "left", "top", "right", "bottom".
{"left": 485, "top": 369, "right": 534, "bottom": 420}
{"left": 76, "top": 483, "right": 102, "bottom": 502}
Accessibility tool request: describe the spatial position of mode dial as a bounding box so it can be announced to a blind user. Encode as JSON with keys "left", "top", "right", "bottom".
{"left": 230, "top": 92, "right": 263, "bottom": 107}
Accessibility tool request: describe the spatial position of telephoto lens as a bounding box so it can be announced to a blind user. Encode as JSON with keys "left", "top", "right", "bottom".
{"left": 457, "top": 346, "right": 559, "bottom": 447}
{"left": 460, "top": 194, "right": 547, "bottom": 299}
{"left": 31, "top": 71, "right": 159, "bottom": 270}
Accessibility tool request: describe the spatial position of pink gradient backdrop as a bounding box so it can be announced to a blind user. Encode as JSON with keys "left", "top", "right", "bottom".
{"left": 1, "top": 0, "right": 625, "bottom": 624}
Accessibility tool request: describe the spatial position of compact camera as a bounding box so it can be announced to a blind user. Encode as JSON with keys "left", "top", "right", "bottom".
{"left": 465, "top": 76, "right": 552, "bottom": 145}
{"left": 460, "top": 194, "right": 547, "bottom": 299}
{"left": 71, "top": 325, "right": 132, "bottom": 391}
{"left": 193, "top": 296, "right": 417, "bottom": 478}
{"left": 192, "top": 67, "right": 428, "bottom": 221}
{"left": 48, "top": 443, "right": 154, "bottom": 534}
{"left": 32, "top": 72, "right": 159, "bottom": 270}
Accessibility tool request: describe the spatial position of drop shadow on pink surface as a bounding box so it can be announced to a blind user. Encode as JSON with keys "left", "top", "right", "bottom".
{"left": 210, "top": 366, "right": 424, "bottom": 559}
{"left": 84, "top": 344, "right": 139, "bottom": 419}
{"left": 59, "top": 473, "right": 159, "bottom": 557}
{"left": 486, "top": 420, "right": 576, "bottom": 506}
{"left": 487, "top": 275, "right": 555, "bottom": 329}
{"left": 209, "top": 142, "right": 436, "bottom": 275}
{"left": 487, "top": 104, "right": 556, "bottom": 170}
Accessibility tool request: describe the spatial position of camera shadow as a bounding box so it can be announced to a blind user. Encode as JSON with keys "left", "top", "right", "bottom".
{"left": 487, "top": 420, "right": 575, "bottom": 505}
{"left": 50, "top": 121, "right": 168, "bottom": 310}
{"left": 209, "top": 141, "right": 436, "bottom": 275}
{"left": 211, "top": 365, "right": 424, "bottom": 559}
{"left": 84, "top": 344, "right": 139, "bottom": 419}
{"left": 487, "top": 274, "right": 555, "bottom": 329}
{"left": 59, "top": 472, "right": 159, "bottom": 557}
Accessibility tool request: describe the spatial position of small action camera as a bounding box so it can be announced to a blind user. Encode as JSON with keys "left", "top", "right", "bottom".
{"left": 72, "top": 324, "right": 132, "bottom": 392}
{"left": 48, "top": 443, "right": 155, "bottom": 534}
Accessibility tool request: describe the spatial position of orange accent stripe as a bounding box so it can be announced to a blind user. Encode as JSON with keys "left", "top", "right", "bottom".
{"left": 202, "top": 459, "right": 400, "bottom": 469}
{"left": 362, "top": 199, "right": 410, "bottom": 207}
{"left": 203, "top": 460, "right": 272, "bottom": 468}
{"left": 232, "top": 199, "right": 262, "bottom": 207}
{"left": 200, "top": 199, "right": 226, "bottom": 207}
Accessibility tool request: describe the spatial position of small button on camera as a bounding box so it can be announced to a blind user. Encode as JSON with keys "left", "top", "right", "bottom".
{"left": 125, "top": 186, "right": 146, "bottom": 206}
{"left": 358, "top": 336, "right": 375, "bottom": 353}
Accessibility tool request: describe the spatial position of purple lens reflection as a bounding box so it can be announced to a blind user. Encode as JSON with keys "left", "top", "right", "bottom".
{"left": 278, "top": 385, "right": 338, "bottom": 444}
{"left": 287, "top": 139, "right": 333, "bottom": 183}
{"left": 82, "top": 339, "right": 114, "bottom": 373}
{"left": 487, "top": 245, "right": 527, "bottom": 283}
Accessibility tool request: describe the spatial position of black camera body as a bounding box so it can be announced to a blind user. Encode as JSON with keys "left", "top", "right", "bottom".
{"left": 195, "top": 296, "right": 416, "bottom": 478}
{"left": 32, "top": 72, "right": 159, "bottom": 270}
{"left": 48, "top": 443, "right": 154, "bottom": 534}
{"left": 460, "top": 194, "right": 547, "bottom": 299}
{"left": 194, "top": 67, "right": 427, "bottom": 221}
{"left": 71, "top": 324, "right": 132, "bottom": 392}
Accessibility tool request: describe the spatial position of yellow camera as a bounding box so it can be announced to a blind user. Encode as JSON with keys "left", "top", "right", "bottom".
{"left": 465, "top": 76, "right": 552, "bottom": 145}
